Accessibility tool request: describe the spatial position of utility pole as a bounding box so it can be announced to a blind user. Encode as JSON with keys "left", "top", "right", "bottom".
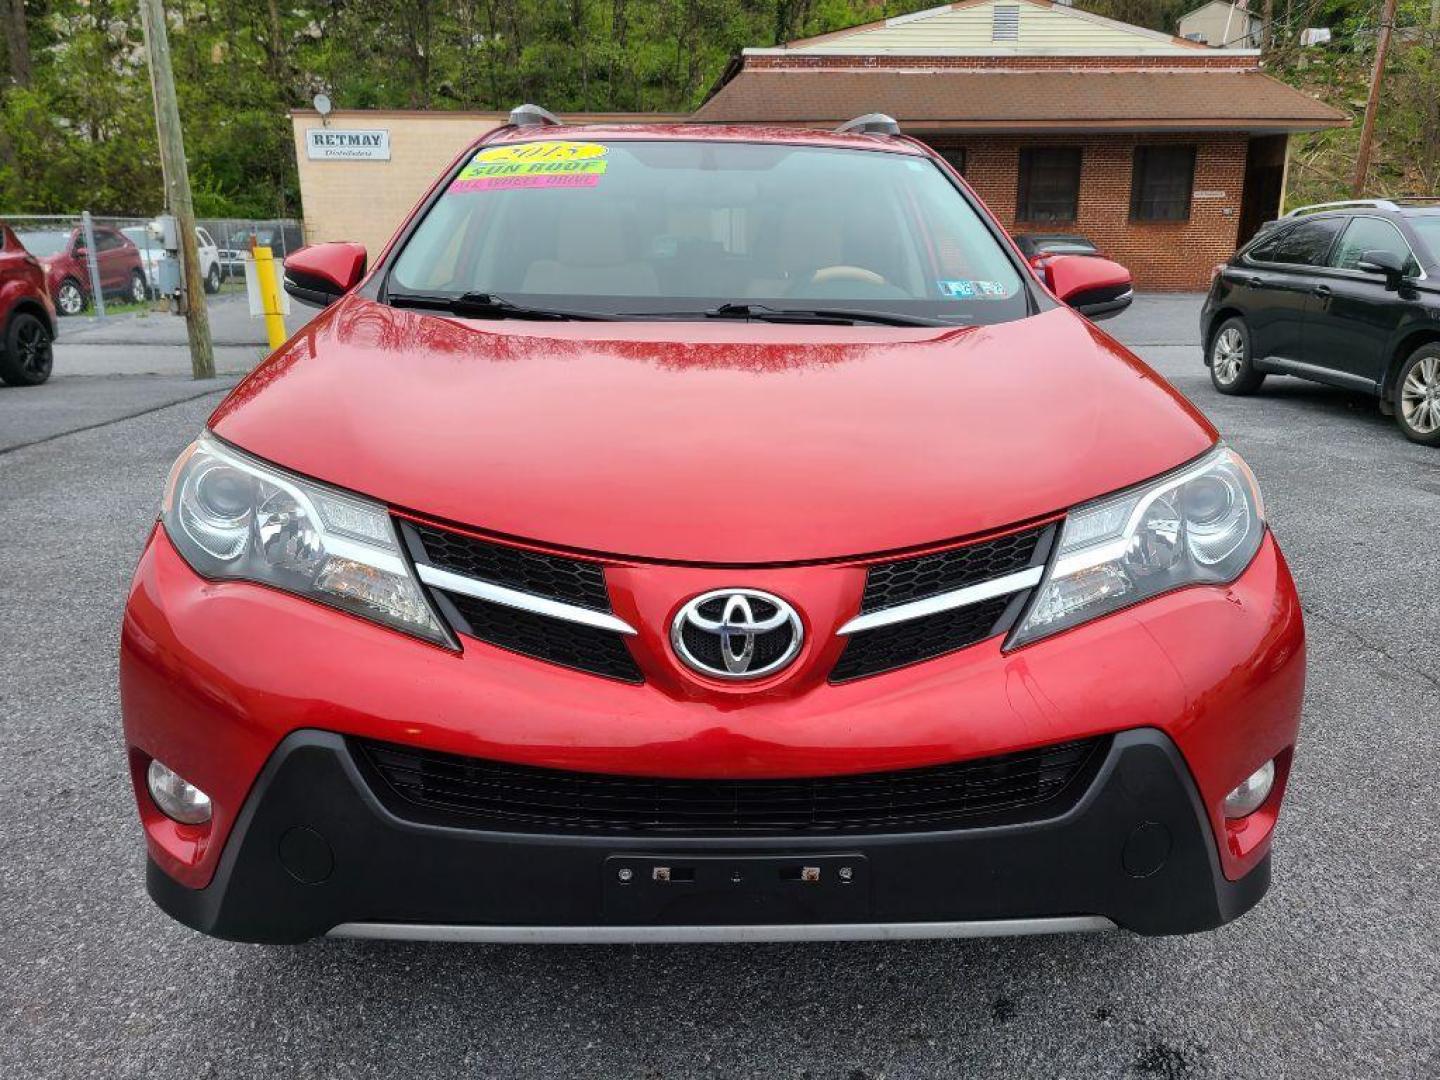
{"left": 1352, "top": 0, "right": 1398, "bottom": 197}
{"left": 137, "top": 0, "right": 215, "bottom": 379}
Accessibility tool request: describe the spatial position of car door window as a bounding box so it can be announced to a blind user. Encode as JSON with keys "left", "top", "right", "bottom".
{"left": 1329, "top": 217, "right": 1420, "bottom": 276}
{"left": 197, "top": 228, "right": 214, "bottom": 249}
{"left": 96, "top": 230, "right": 123, "bottom": 252}
{"left": 1248, "top": 218, "right": 1344, "bottom": 267}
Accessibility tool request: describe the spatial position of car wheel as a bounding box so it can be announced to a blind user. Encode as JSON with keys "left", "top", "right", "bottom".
{"left": 129, "top": 270, "right": 148, "bottom": 305}
{"left": 0, "top": 312, "right": 55, "bottom": 387}
{"left": 205, "top": 263, "right": 221, "bottom": 294}
{"left": 1394, "top": 345, "right": 1440, "bottom": 447}
{"left": 1209, "top": 318, "right": 1265, "bottom": 395}
{"left": 55, "top": 278, "right": 86, "bottom": 317}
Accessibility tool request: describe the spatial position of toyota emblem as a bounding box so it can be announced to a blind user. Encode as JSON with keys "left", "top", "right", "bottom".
{"left": 670, "top": 589, "right": 804, "bottom": 681}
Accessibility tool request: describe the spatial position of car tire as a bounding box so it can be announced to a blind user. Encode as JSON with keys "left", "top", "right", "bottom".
{"left": 0, "top": 311, "right": 55, "bottom": 387}
{"left": 54, "top": 278, "right": 87, "bottom": 317}
{"left": 1209, "top": 317, "right": 1265, "bottom": 395}
{"left": 129, "top": 270, "right": 148, "bottom": 305}
{"left": 204, "top": 263, "right": 221, "bottom": 294}
{"left": 1394, "top": 344, "right": 1440, "bottom": 447}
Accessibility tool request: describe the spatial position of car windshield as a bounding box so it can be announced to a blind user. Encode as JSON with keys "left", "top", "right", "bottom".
{"left": 16, "top": 230, "right": 71, "bottom": 258}
{"left": 388, "top": 139, "right": 1029, "bottom": 324}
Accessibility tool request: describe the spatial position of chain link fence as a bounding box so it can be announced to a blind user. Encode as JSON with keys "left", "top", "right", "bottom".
{"left": 0, "top": 213, "right": 303, "bottom": 321}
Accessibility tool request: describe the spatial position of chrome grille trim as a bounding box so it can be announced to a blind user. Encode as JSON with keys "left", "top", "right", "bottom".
{"left": 415, "top": 563, "right": 637, "bottom": 636}
{"left": 837, "top": 566, "right": 1044, "bottom": 636}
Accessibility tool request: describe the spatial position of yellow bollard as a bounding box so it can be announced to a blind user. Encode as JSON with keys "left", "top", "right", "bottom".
{"left": 251, "top": 245, "right": 287, "bottom": 350}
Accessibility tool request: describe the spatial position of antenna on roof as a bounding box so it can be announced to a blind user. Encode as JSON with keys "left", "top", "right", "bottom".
{"left": 509, "top": 103, "right": 562, "bottom": 128}
{"left": 835, "top": 113, "right": 901, "bottom": 137}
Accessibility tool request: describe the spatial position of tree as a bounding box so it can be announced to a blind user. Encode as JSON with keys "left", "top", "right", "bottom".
{"left": 3, "top": 0, "right": 33, "bottom": 87}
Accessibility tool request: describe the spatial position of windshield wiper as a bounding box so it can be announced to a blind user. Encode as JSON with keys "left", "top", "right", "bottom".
{"left": 386, "top": 291, "right": 618, "bottom": 321}
{"left": 625, "top": 302, "right": 956, "bottom": 328}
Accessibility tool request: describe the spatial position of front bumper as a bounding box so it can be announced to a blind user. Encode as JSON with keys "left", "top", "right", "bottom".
{"left": 148, "top": 727, "right": 1269, "bottom": 943}
{"left": 123, "top": 523, "right": 1304, "bottom": 941}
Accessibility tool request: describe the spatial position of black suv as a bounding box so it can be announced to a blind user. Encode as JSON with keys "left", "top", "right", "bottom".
{"left": 1201, "top": 199, "right": 1440, "bottom": 445}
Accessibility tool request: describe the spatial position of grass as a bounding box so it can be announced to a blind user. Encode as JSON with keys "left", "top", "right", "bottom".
{"left": 70, "top": 278, "right": 247, "bottom": 321}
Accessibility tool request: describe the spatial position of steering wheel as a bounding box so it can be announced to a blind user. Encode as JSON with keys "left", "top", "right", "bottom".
{"left": 811, "top": 265, "right": 888, "bottom": 286}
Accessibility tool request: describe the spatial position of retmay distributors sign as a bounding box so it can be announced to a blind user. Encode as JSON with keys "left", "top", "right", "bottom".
{"left": 306, "top": 129, "right": 390, "bottom": 161}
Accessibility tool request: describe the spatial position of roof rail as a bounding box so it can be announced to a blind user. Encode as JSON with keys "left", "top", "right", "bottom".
{"left": 835, "top": 113, "right": 901, "bottom": 137}
{"left": 1284, "top": 199, "right": 1399, "bottom": 217}
{"left": 509, "top": 103, "right": 562, "bottom": 128}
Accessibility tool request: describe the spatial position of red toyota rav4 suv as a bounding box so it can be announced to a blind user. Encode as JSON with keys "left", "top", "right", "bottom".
{"left": 121, "top": 112, "right": 1304, "bottom": 944}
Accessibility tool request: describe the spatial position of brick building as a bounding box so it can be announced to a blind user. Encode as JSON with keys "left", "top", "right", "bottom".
{"left": 693, "top": 0, "right": 1347, "bottom": 288}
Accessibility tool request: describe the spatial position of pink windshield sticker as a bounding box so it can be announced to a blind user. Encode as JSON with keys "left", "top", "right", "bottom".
{"left": 450, "top": 142, "right": 608, "bottom": 192}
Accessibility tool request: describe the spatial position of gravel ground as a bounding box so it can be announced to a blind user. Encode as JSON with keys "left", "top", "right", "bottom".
{"left": 1, "top": 296, "right": 1436, "bottom": 1079}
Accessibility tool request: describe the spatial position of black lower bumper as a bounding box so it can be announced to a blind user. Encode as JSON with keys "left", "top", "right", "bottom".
{"left": 147, "top": 729, "right": 1269, "bottom": 943}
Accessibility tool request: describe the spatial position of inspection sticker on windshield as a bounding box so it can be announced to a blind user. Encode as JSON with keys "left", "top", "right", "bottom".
{"left": 937, "top": 279, "right": 1008, "bottom": 299}
{"left": 451, "top": 142, "right": 608, "bottom": 192}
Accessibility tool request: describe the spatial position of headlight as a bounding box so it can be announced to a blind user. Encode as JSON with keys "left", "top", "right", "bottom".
{"left": 161, "top": 432, "right": 451, "bottom": 645}
{"left": 1010, "top": 445, "right": 1265, "bottom": 647}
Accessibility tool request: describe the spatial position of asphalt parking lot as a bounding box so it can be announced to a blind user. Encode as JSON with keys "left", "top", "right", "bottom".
{"left": 1, "top": 294, "right": 1436, "bottom": 1079}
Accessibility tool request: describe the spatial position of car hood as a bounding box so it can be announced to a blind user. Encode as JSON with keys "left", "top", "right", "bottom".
{"left": 211, "top": 298, "right": 1215, "bottom": 563}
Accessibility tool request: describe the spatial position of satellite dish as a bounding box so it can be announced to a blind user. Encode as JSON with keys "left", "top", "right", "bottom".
{"left": 313, "top": 93, "right": 333, "bottom": 118}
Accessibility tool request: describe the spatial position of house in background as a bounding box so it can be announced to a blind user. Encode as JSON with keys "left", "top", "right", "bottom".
{"left": 1177, "top": 1, "right": 1265, "bottom": 49}
{"left": 696, "top": 0, "right": 1346, "bottom": 288}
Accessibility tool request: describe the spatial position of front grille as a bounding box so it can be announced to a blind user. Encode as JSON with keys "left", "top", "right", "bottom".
{"left": 357, "top": 736, "right": 1106, "bottom": 835}
{"left": 831, "top": 596, "right": 1014, "bottom": 683}
{"left": 407, "top": 522, "right": 611, "bottom": 612}
{"left": 860, "top": 526, "right": 1046, "bottom": 613}
{"left": 402, "top": 520, "right": 640, "bottom": 682}
{"left": 832, "top": 525, "right": 1054, "bottom": 682}
{"left": 443, "top": 592, "right": 643, "bottom": 683}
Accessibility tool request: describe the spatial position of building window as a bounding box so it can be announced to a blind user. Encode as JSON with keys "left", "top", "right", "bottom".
{"left": 992, "top": 4, "right": 1020, "bottom": 42}
{"left": 932, "top": 146, "right": 966, "bottom": 175}
{"left": 1130, "top": 145, "right": 1197, "bottom": 222}
{"left": 1017, "top": 147, "right": 1081, "bottom": 224}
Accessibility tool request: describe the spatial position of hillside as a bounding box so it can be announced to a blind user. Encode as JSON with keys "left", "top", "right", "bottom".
{"left": 1, "top": 0, "right": 1435, "bottom": 217}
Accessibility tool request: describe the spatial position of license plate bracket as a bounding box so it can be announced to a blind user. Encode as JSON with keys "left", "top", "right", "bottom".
{"left": 602, "top": 853, "right": 870, "bottom": 923}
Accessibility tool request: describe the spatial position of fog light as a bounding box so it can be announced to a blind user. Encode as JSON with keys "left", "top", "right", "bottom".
{"left": 1223, "top": 759, "right": 1275, "bottom": 819}
{"left": 146, "top": 759, "right": 212, "bottom": 825}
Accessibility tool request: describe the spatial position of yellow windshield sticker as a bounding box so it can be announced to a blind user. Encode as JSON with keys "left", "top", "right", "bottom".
{"left": 451, "top": 142, "right": 609, "bottom": 192}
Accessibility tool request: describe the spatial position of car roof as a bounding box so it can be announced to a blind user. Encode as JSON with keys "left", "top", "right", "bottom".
{"left": 1285, "top": 199, "right": 1440, "bottom": 221}
{"left": 474, "top": 122, "right": 931, "bottom": 157}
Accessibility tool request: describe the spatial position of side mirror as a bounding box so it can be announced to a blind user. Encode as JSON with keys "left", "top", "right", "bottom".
{"left": 1355, "top": 248, "right": 1406, "bottom": 289}
{"left": 282, "top": 242, "right": 367, "bottom": 307}
{"left": 1045, "top": 255, "right": 1133, "bottom": 322}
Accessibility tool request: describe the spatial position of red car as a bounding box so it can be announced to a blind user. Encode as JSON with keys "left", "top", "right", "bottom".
{"left": 0, "top": 225, "right": 58, "bottom": 386}
{"left": 17, "top": 224, "right": 147, "bottom": 316}
{"left": 121, "top": 112, "right": 1303, "bottom": 944}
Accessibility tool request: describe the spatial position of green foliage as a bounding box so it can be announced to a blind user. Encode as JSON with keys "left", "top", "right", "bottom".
{"left": 1271, "top": 0, "right": 1440, "bottom": 201}
{"left": 1072, "top": 0, "right": 1192, "bottom": 34}
{"left": 3, "top": 0, "right": 1437, "bottom": 216}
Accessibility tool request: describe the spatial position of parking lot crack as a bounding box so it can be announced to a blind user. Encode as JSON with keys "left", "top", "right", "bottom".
{"left": 1302, "top": 603, "right": 1440, "bottom": 695}
{"left": 0, "top": 385, "right": 232, "bottom": 458}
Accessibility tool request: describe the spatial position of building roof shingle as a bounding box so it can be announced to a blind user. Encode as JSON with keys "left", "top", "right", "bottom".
{"left": 693, "top": 69, "right": 1348, "bottom": 132}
